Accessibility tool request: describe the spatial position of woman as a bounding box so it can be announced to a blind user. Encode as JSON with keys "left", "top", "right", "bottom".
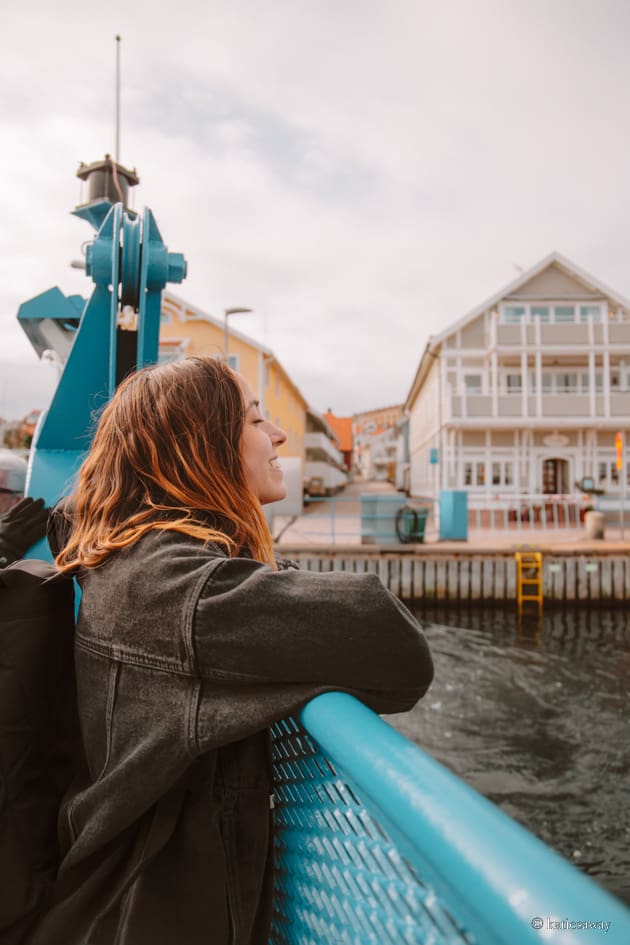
{"left": 32, "top": 356, "right": 433, "bottom": 945}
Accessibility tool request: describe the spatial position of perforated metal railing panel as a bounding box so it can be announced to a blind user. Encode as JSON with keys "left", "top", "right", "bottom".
{"left": 270, "top": 717, "right": 475, "bottom": 945}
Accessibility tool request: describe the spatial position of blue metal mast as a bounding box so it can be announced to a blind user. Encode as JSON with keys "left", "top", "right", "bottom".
{"left": 18, "top": 159, "right": 187, "bottom": 558}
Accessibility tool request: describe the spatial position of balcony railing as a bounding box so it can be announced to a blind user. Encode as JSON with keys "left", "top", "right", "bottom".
{"left": 466, "top": 492, "right": 590, "bottom": 529}
{"left": 495, "top": 322, "right": 630, "bottom": 347}
{"left": 448, "top": 391, "right": 630, "bottom": 420}
{"left": 305, "top": 432, "right": 344, "bottom": 466}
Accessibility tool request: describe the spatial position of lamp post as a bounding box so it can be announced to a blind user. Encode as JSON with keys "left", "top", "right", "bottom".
{"left": 223, "top": 307, "right": 253, "bottom": 357}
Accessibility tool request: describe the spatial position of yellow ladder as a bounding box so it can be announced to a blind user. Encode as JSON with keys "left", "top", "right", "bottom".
{"left": 515, "top": 551, "right": 543, "bottom": 613}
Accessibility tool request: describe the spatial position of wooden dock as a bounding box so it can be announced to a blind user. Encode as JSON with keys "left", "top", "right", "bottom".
{"left": 277, "top": 541, "right": 630, "bottom": 604}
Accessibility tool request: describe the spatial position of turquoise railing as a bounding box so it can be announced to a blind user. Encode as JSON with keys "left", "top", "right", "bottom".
{"left": 271, "top": 692, "right": 629, "bottom": 945}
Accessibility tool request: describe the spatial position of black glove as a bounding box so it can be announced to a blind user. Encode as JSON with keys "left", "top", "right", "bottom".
{"left": 0, "top": 497, "right": 50, "bottom": 566}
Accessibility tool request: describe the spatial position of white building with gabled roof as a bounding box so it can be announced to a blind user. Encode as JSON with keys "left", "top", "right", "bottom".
{"left": 404, "top": 252, "right": 630, "bottom": 499}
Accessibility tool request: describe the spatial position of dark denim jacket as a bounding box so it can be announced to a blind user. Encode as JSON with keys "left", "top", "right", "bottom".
{"left": 30, "top": 530, "right": 433, "bottom": 945}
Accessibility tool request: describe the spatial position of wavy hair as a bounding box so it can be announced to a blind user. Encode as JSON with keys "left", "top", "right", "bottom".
{"left": 55, "top": 356, "right": 276, "bottom": 571}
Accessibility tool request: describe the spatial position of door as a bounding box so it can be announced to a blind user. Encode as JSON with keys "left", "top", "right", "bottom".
{"left": 542, "top": 458, "right": 569, "bottom": 494}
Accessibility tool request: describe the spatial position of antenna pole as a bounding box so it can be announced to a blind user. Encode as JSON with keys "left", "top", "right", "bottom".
{"left": 115, "top": 34, "right": 121, "bottom": 164}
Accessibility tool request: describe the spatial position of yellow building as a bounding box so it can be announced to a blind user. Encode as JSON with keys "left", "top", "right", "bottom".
{"left": 159, "top": 292, "right": 307, "bottom": 469}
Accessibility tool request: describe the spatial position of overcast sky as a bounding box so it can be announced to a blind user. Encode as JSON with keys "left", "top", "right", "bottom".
{"left": 2, "top": 0, "right": 630, "bottom": 420}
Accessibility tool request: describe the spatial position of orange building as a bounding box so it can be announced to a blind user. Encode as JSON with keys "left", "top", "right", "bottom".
{"left": 323, "top": 411, "right": 353, "bottom": 471}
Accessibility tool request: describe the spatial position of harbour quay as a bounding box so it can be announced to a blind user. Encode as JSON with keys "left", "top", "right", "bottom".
{"left": 276, "top": 539, "right": 630, "bottom": 605}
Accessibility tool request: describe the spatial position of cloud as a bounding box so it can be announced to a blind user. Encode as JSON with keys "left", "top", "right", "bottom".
{"left": 1, "top": 0, "right": 630, "bottom": 419}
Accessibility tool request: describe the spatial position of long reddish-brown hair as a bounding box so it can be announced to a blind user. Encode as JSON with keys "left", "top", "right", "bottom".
{"left": 55, "top": 356, "right": 276, "bottom": 571}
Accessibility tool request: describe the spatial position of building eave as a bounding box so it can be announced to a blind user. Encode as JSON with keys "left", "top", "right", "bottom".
{"left": 162, "top": 290, "right": 273, "bottom": 356}
{"left": 404, "top": 338, "right": 441, "bottom": 411}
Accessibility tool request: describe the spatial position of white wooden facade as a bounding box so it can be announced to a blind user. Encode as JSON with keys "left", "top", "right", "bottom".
{"left": 405, "top": 253, "right": 630, "bottom": 498}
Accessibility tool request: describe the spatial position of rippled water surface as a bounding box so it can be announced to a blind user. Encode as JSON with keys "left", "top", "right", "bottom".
{"left": 393, "top": 605, "right": 630, "bottom": 905}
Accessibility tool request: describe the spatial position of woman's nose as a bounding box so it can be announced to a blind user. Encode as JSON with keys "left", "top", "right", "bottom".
{"left": 271, "top": 424, "right": 287, "bottom": 445}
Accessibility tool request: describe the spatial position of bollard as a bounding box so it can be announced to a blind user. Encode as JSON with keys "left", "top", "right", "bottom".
{"left": 584, "top": 510, "right": 605, "bottom": 540}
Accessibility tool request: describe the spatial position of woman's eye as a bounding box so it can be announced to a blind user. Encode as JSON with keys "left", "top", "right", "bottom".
{"left": 253, "top": 418, "right": 264, "bottom": 425}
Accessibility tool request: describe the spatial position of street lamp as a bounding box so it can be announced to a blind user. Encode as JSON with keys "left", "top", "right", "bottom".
{"left": 223, "top": 307, "right": 253, "bottom": 356}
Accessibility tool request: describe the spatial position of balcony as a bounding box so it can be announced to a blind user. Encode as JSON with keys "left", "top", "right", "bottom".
{"left": 304, "top": 431, "right": 343, "bottom": 465}
{"left": 496, "top": 323, "right": 594, "bottom": 347}
{"left": 448, "top": 391, "right": 630, "bottom": 421}
{"left": 495, "top": 321, "right": 630, "bottom": 349}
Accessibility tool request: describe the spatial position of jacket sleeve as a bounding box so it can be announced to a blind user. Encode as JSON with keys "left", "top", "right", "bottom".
{"left": 192, "top": 556, "right": 433, "bottom": 717}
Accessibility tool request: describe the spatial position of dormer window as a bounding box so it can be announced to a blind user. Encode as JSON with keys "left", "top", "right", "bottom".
{"left": 579, "top": 305, "right": 601, "bottom": 322}
{"left": 503, "top": 305, "right": 525, "bottom": 323}
{"left": 499, "top": 301, "right": 603, "bottom": 324}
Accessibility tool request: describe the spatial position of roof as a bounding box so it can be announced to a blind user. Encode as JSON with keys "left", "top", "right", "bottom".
{"left": 404, "top": 252, "right": 630, "bottom": 411}
{"left": 352, "top": 403, "right": 403, "bottom": 421}
{"left": 323, "top": 412, "right": 353, "bottom": 451}
{"left": 162, "top": 290, "right": 308, "bottom": 409}
{"left": 432, "top": 251, "right": 630, "bottom": 346}
{"left": 162, "top": 291, "right": 273, "bottom": 356}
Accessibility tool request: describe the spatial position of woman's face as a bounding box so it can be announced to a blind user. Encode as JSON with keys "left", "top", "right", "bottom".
{"left": 236, "top": 374, "right": 288, "bottom": 504}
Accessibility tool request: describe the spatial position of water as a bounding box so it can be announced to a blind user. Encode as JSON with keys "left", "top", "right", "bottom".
{"left": 394, "top": 605, "right": 630, "bottom": 906}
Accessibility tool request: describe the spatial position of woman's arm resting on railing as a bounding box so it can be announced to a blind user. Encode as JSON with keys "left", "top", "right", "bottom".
{"left": 193, "top": 557, "right": 433, "bottom": 714}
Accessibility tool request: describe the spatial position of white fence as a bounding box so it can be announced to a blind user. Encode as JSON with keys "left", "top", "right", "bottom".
{"left": 274, "top": 491, "right": 603, "bottom": 547}
{"left": 467, "top": 492, "right": 590, "bottom": 530}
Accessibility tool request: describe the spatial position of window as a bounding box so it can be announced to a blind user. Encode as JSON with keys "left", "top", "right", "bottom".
{"left": 555, "top": 373, "right": 577, "bottom": 393}
{"left": 464, "top": 374, "right": 482, "bottom": 393}
{"left": 464, "top": 461, "right": 485, "bottom": 486}
{"left": 227, "top": 354, "right": 240, "bottom": 372}
{"left": 500, "top": 302, "right": 602, "bottom": 324}
{"left": 506, "top": 373, "right": 522, "bottom": 393}
{"left": 492, "top": 461, "right": 513, "bottom": 486}
{"left": 599, "top": 460, "right": 620, "bottom": 487}
{"left": 158, "top": 349, "right": 180, "bottom": 364}
{"left": 579, "top": 305, "right": 601, "bottom": 322}
{"left": 539, "top": 372, "right": 590, "bottom": 394}
{"left": 554, "top": 305, "right": 575, "bottom": 323}
{"left": 503, "top": 305, "right": 525, "bottom": 323}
